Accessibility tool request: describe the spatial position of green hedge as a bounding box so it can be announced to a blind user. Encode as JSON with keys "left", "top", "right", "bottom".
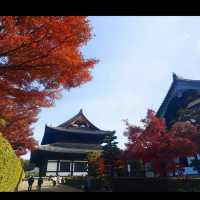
{"left": 112, "top": 177, "right": 200, "bottom": 192}
{"left": 0, "top": 133, "right": 24, "bottom": 192}
{"left": 64, "top": 176, "right": 104, "bottom": 191}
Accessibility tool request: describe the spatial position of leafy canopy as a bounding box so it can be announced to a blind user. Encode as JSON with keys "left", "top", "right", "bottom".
{"left": 0, "top": 16, "right": 97, "bottom": 155}
{"left": 124, "top": 110, "right": 198, "bottom": 176}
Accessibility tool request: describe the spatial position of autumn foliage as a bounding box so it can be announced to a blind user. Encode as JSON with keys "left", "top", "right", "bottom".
{"left": 124, "top": 110, "right": 198, "bottom": 176}
{"left": 0, "top": 16, "right": 97, "bottom": 156}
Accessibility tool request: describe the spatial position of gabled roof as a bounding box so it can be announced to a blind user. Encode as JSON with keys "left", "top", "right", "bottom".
{"left": 41, "top": 125, "right": 114, "bottom": 145}
{"left": 41, "top": 110, "right": 115, "bottom": 145}
{"left": 157, "top": 73, "right": 200, "bottom": 118}
{"left": 58, "top": 109, "right": 101, "bottom": 131}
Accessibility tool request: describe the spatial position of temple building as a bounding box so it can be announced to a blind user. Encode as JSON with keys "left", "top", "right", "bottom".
{"left": 31, "top": 109, "right": 115, "bottom": 177}
{"left": 157, "top": 73, "right": 200, "bottom": 127}
{"left": 156, "top": 73, "right": 200, "bottom": 176}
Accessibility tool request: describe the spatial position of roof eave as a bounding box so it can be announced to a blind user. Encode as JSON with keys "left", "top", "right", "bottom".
{"left": 46, "top": 125, "right": 114, "bottom": 135}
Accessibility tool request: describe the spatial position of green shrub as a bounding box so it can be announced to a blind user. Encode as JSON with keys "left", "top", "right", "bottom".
{"left": 0, "top": 133, "right": 24, "bottom": 192}
{"left": 25, "top": 170, "right": 39, "bottom": 179}
{"left": 64, "top": 176, "right": 105, "bottom": 191}
{"left": 64, "top": 176, "right": 85, "bottom": 189}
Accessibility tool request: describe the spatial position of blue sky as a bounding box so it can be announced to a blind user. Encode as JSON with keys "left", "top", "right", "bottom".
{"left": 24, "top": 16, "right": 200, "bottom": 159}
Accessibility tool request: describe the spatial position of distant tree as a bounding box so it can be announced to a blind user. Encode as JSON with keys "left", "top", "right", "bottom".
{"left": 124, "top": 110, "right": 198, "bottom": 177}
{"left": 102, "top": 133, "right": 121, "bottom": 176}
{"left": 0, "top": 16, "right": 97, "bottom": 156}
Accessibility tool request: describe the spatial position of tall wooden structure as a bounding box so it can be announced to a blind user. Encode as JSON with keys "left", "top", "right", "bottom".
{"left": 31, "top": 109, "right": 115, "bottom": 177}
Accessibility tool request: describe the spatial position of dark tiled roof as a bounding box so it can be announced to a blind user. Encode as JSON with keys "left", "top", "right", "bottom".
{"left": 41, "top": 124, "right": 114, "bottom": 145}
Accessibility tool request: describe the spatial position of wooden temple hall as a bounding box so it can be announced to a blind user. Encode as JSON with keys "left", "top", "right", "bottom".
{"left": 31, "top": 109, "right": 115, "bottom": 177}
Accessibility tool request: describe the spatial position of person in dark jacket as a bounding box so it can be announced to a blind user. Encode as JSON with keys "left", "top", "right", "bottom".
{"left": 37, "top": 177, "right": 43, "bottom": 192}
{"left": 84, "top": 176, "right": 92, "bottom": 192}
{"left": 27, "top": 176, "right": 34, "bottom": 192}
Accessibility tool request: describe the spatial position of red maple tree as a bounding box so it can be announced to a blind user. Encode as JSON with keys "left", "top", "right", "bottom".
{"left": 0, "top": 16, "right": 97, "bottom": 156}
{"left": 124, "top": 110, "right": 198, "bottom": 177}
{"left": 96, "top": 157, "right": 105, "bottom": 176}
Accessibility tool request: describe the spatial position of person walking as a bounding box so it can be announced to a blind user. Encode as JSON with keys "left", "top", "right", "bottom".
{"left": 27, "top": 176, "right": 34, "bottom": 192}
{"left": 84, "top": 176, "right": 92, "bottom": 192}
{"left": 52, "top": 177, "right": 57, "bottom": 186}
{"left": 37, "top": 177, "right": 43, "bottom": 192}
{"left": 61, "top": 177, "right": 65, "bottom": 184}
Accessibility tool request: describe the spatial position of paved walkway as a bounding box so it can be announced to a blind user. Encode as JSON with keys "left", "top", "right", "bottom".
{"left": 39, "top": 184, "right": 83, "bottom": 192}
{"left": 18, "top": 180, "right": 83, "bottom": 192}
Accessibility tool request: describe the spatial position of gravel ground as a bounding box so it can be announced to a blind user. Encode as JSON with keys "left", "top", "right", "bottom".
{"left": 18, "top": 180, "right": 83, "bottom": 192}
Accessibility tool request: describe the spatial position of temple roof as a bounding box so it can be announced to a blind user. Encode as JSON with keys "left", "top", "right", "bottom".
{"left": 41, "top": 110, "right": 115, "bottom": 145}
{"left": 157, "top": 73, "right": 200, "bottom": 125}
{"left": 58, "top": 109, "right": 100, "bottom": 131}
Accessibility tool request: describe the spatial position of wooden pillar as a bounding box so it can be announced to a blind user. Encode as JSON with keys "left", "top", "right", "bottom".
{"left": 56, "top": 160, "right": 60, "bottom": 177}
{"left": 39, "top": 166, "right": 42, "bottom": 177}
{"left": 39, "top": 158, "right": 47, "bottom": 177}
{"left": 71, "top": 160, "right": 74, "bottom": 176}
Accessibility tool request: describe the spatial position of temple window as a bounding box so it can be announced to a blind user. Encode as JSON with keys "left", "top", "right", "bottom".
{"left": 60, "top": 161, "right": 71, "bottom": 172}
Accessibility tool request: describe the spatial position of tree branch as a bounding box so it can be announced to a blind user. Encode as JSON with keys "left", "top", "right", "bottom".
{"left": 0, "top": 25, "right": 48, "bottom": 57}
{"left": 0, "top": 31, "right": 81, "bottom": 71}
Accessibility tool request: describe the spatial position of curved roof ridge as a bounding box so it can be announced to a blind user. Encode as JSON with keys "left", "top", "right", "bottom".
{"left": 173, "top": 73, "right": 200, "bottom": 82}
{"left": 57, "top": 109, "right": 83, "bottom": 127}
{"left": 57, "top": 109, "right": 101, "bottom": 131}
{"left": 173, "top": 73, "right": 184, "bottom": 81}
